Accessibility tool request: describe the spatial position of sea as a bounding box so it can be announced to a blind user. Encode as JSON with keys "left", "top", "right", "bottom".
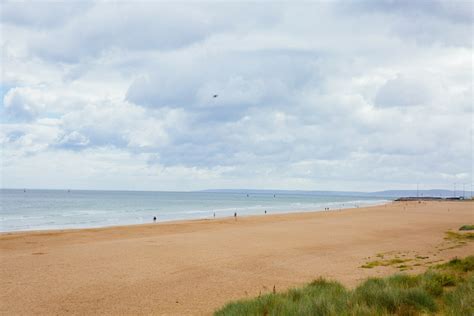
{"left": 0, "top": 189, "right": 391, "bottom": 232}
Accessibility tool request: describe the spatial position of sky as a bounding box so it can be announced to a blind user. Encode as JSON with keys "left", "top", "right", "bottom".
{"left": 0, "top": 0, "right": 472, "bottom": 192}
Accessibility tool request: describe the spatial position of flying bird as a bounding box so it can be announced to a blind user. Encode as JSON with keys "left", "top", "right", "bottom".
{"left": 213, "top": 94, "right": 218, "bottom": 98}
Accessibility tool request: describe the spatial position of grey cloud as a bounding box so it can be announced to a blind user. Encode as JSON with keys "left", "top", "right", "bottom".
{"left": 56, "top": 131, "right": 90, "bottom": 149}
{"left": 1, "top": 1, "right": 471, "bottom": 190}
{"left": 348, "top": 0, "right": 473, "bottom": 23}
{"left": 27, "top": 3, "right": 217, "bottom": 63}
{"left": 340, "top": 0, "right": 472, "bottom": 47}
{"left": 23, "top": 2, "right": 282, "bottom": 64}
{"left": 375, "top": 76, "right": 431, "bottom": 108}
{"left": 0, "top": 1, "right": 92, "bottom": 29}
{"left": 126, "top": 49, "right": 319, "bottom": 116}
{"left": 4, "top": 130, "right": 25, "bottom": 142}
{"left": 126, "top": 74, "right": 198, "bottom": 109}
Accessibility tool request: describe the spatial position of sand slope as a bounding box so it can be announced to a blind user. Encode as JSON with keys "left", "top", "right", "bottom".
{"left": 1, "top": 201, "right": 473, "bottom": 315}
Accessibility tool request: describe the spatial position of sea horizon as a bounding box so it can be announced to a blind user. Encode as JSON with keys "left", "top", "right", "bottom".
{"left": 0, "top": 188, "right": 392, "bottom": 232}
{"left": 0, "top": 187, "right": 461, "bottom": 196}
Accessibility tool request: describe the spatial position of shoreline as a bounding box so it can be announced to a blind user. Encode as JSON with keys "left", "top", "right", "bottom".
{"left": 0, "top": 199, "right": 391, "bottom": 235}
{"left": 1, "top": 200, "right": 472, "bottom": 315}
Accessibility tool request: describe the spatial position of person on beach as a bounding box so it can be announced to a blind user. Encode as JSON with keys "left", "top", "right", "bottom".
{"left": 234, "top": 212, "right": 237, "bottom": 220}
{"left": 213, "top": 212, "right": 216, "bottom": 219}
{"left": 265, "top": 210, "right": 267, "bottom": 214}
{"left": 153, "top": 216, "right": 156, "bottom": 222}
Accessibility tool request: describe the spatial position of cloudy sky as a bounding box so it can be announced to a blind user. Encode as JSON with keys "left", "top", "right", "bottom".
{"left": 1, "top": 1, "right": 472, "bottom": 191}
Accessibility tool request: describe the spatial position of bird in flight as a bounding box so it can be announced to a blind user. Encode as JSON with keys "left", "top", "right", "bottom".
{"left": 213, "top": 94, "right": 218, "bottom": 98}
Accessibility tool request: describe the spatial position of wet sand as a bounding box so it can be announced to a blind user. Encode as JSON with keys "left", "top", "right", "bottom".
{"left": 1, "top": 201, "right": 473, "bottom": 315}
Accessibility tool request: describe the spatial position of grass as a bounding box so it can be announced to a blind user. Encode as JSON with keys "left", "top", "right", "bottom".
{"left": 215, "top": 256, "right": 474, "bottom": 316}
{"left": 444, "top": 231, "right": 474, "bottom": 241}
{"left": 397, "top": 264, "right": 411, "bottom": 271}
{"left": 459, "top": 225, "right": 474, "bottom": 231}
{"left": 361, "top": 258, "right": 411, "bottom": 269}
{"left": 435, "top": 256, "right": 474, "bottom": 274}
{"left": 443, "top": 274, "right": 474, "bottom": 315}
{"left": 415, "top": 255, "right": 429, "bottom": 260}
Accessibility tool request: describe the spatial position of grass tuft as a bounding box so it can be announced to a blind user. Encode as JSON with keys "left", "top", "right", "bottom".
{"left": 361, "top": 258, "right": 411, "bottom": 269}
{"left": 415, "top": 255, "right": 429, "bottom": 260}
{"left": 361, "top": 260, "right": 383, "bottom": 269}
{"left": 443, "top": 274, "right": 474, "bottom": 315}
{"left": 435, "top": 256, "right": 474, "bottom": 274}
{"left": 444, "top": 231, "right": 474, "bottom": 241}
{"left": 459, "top": 225, "right": 474, "bottom": 231}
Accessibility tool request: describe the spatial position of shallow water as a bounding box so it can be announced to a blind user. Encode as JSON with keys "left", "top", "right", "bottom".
{"left": 0, "top": 189, "right": 390, "bottom": 232}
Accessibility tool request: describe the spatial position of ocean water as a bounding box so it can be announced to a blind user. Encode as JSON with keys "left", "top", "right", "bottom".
{"left": 0, "top": 189, "right": 390, "bottom": 232}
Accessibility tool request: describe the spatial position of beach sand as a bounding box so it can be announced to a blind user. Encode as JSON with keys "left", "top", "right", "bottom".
{"left": 1, "top": 201, "right": 473, "bottom": 315}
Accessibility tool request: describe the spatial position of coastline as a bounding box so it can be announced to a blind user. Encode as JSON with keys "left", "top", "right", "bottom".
{"left": 0, "top": 198, "right": 391, "bottom": 234}
{"left": 1, "top": 200, "right": 472, "bottom": 315}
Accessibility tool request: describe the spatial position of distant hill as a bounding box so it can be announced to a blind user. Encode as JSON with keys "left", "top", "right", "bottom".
{"left": 201, "top": 189, "right": 469, "bottom": 198}
{"left": 201, "top": 189, "right": 368, "bottom": 196}
{"left": 368, "top": 189, "right": 461, "bottom": 198}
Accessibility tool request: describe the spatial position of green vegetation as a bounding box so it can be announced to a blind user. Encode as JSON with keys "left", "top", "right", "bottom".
{"left": 443, "top": 275, "right": 474, "bottom": 315}
{"left": 444, "top": 231, "right": 474, "bottom": 241}
{"left": 459, "top": 225, "right": 474, "bottom": 231}
{"left": 361, "top": 258, "right": 411, "bottom": 269}
{"left": 435, "top": 256, "right": 474, "bottom": 274}
{"left": 415, "top": 255, "right": 429, "bottom": 260}
{"left": 215, "top": 256, "right": 474, "bottom": 316}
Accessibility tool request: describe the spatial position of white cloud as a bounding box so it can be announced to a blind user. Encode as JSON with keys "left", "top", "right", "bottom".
{"left": 3, "top": 87, "right": 51, "bottom": 121}
{"left": 0, "top": 1, "right": 472, "bottom": 191}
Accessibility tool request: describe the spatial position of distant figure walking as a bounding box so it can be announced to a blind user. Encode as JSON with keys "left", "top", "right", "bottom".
{"left": 153, "top": 216, "right": 157, "bottom": 223}
{"left": 234, "top": 212, "right": 237, "bottom": 220}
{"left": 265, "top": 210, "right": 267, "bottom": 214}
{"left": 213, "top": 212, "right": 216, "bottom": 219}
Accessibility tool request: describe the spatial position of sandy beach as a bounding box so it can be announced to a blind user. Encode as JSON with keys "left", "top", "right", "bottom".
{"left": 1, "top": 201, "right": 473, "bottom": 315}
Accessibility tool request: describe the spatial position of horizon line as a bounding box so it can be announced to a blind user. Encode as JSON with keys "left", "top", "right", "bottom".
{"left": 0, "top": 187, "right": 465, "bottom": 194}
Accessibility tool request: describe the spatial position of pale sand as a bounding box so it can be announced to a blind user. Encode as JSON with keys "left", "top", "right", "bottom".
{"left": 1, "top": 201, "right": 473, "bottom": 315}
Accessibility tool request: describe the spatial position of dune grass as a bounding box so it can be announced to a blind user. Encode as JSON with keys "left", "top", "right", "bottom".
{"left": 444, "top": 231, "right": 474, "bottom": 241}
{"left": 361, "top": 258, "right": 411, "bottom": 269}
{"left": 459, "top": 225, "right": 474, "bottom": 231}
{"left": 215, "top": 256, "right": 474, "bottom": 316}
